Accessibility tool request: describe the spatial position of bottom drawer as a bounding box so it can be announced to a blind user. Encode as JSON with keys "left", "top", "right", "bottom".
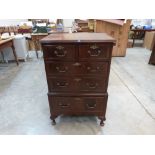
{"left": 48, "top": 96, "right": 107, "bottom": 113}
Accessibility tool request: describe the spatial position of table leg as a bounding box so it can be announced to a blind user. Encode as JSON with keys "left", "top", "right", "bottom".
{"left": 1, "top": 51, "right": 5, "bottom": 63}
{"left": 132, "top": 38, "right": 135, "bottom": 47}
{"left": 34, "top": 41, "right": 39, "bottom": 58}
{"left": 11, "top": 44, "right": 19, "bottom": 66}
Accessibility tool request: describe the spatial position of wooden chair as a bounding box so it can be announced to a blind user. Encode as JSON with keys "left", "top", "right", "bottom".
{"left": 130, "top": 29, "right": 145, "bottom": 47}
{"left": 0, "top": 26, "right": 18, "bottom": 35}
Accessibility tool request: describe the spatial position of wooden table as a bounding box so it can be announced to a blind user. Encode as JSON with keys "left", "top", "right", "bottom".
{"left": 0, "top": 38, "right": 19, "bottom": 65}
{"left": 149, "top": 42, "right": 155, "bottom": 65}
{"left": 31, "top": 33, "right": 48, "bottom": 58}
{"left": 130, "top": 29, "right": 155, "bottom": 47}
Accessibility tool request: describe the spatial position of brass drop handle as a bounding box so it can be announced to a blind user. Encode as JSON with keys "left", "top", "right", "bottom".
{"left": 56, "top": 66, "right": 68, "bottom": 73}
{"left": 88, "top": 50, "right": 101, "bottom": 56}
{"left": 56, "top": 82, "right": 69, "bottom": 87}
{"left": 74, "top": 78, "right": 82, "bottom": 82}
{"left": 59, "top": 103, "right": 70, "bottom": 108}
{"left": 74, "top": 98, "right": 82, "bottom": 101}
{"left": 73, "top": 62, "right": 81, "bottom": 67}
{"left": 54, "top": 50, "right": 67, "bottom": 57}
{"left": 87, "top": 66, "right": 100, "bottom": 72}
{"left": 56, "top": 46, "right": 64, "bottom": 50}
{"left": 86, "top": 103, "right": 96, "bottom": 109}
{"left": 86, "top": 82, "right": 98, "bottom": 89}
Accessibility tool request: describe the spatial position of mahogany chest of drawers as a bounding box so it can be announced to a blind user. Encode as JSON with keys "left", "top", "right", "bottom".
{"left": 41, "top": 33, "right": 115, "bottom": 126}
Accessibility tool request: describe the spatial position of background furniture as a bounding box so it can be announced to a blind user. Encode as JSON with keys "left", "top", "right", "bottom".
{"left": 94, "top": 19, "right": 131, "bottom": 56}
{"left": 130, "top": 29, "right": 155, "bottom": 47}
{"left": 75, "top": 19, "right": 94, "bottom": 32}
{"left": 31, "top": 33, "right": 48, "bottom": 58}
{"left": 0, "top": 35, "right": 28, "bottom": 62}
{"left": 28, "top": 19, "right": 49, "bottom": 25}
{"left": 0, "top": 38, "right": 19, "bottom": 65}
{"left": 149, "top": 42, "right": 155, "bottom": 65}
{"left": 18, "top": 28, "right": 32, "bottom": 34}
{"left": 41, "top": 33, "right": 115, "bottom": 126}
{"left": 143, "top": 31, "right": 155, "bottom": 50}
{"left": 0, "top": 26, "right": 18, "bottom": 35}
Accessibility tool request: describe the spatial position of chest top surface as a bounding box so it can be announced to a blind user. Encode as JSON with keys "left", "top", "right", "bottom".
{"left": 40, "top": 32, "right": 116, "bottom": 44}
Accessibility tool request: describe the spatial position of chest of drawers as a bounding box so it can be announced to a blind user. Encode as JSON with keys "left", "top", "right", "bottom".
{"left": 41, "top": 33, "right": 115, "bottom": 126}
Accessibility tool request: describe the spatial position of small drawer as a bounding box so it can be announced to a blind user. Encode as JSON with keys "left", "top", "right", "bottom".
{"left": 42, "top": 44, "right": 76, "bottom": 60}
{"left": 47, "top": 77, "right": 72, "bottom": 92}
{"left": 78, "top": 62, "right": 108, "bottom": 75}
{"left": 50, "top": 97, "right": 73, "bottom": 111}
{"left": 45, "top": 61, "right": 108, "bottom": 76}
{"left": 48, "top": 96, "right": 107, "bottom": 113}
{"left": 79, "top": 44, "right": 111, "bottom": 61}
{"left": 47, "top": 76, "right": 107, "bottom": 92}
{"left": 45, "top": 62, "right": 71, "bottom": 75}
{"left": 78, "top": 77, "right": 107, "bottom": 92}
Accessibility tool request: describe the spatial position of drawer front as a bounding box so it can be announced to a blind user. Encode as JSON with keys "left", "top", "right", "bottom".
{"left": 45, "top": 61, "right": 108, "bottom": 76}
{"left": 49, "top": 96, "right": 107, "bottom": 113}
{"left": 42, "top": 44, "right": 76, "bottom": 60}
{"left": 48, "top": 77, "right": 72, "bottom": 92}
{"left": 78, "top": 77, "right": 106, "bottom": 92}
{"left": 79, "top": 44, "right": 111, "bottom": 60}
{"left": 47, "top": 77, "right": 106, "bottom": 92}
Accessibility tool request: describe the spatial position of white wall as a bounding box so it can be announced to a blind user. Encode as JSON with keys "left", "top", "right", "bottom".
{"left": 131, "top": 19, "right": 152, "bottom": 26}
{"left": 0, "top": 19, "right": 28, "bottom": 26}
{"left": 0, "top": 19, "right": 76, "bottom": 27}
{"left": 63, "top": 19, "right": 75, "bottom": 27}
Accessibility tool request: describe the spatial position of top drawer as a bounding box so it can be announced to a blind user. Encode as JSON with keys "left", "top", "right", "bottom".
{"left": 79, "top": 44, "right": 112, "bottom": 61}
{"left": 42, "top": 44, "right": 76, "bottom": 61}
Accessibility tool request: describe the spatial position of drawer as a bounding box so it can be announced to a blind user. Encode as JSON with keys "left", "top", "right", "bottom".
{"left": 45, "top": 61, "right": 108, "bottom": 76}
{"left": 47, "top": 76, "right": 107, "bottom": 92}
{"left": 48, "top": 96, "right": 107, "bottom": 113}
{"left": 78, "top": 77, "right": 106, "bottom": 92}
{"left": 48, "top": 77, "right": 72, "bottom": 92}
{"left": 79, "top": 44, "right": 111, "bottom": 61}
{"left": 42, "top": 44, "right": 76, "bottom": 60}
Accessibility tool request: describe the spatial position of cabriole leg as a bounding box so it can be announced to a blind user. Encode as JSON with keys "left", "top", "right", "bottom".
{"left": 50, "top": 115, "right": 57, "bottom": 125}
{"left": 98, "top": 116, "right": 106, "bottom": 126}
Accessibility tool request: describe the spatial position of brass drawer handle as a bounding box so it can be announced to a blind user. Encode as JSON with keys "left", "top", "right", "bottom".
{"left": 73, "top": 62, "right": 81, "bottom": 67}
{"left": 59, "top": 103, "right": 70, "bottom": 108}
{"left": 54, "top": 50, "right": 67, "bottom": 57}
{"left": 86, "top": 82, "right": 98, "bottom": 89}
{"left": 56, "top": 66, "right": 68, "bottom": 73}
{"left": 56, "top": 46, "right": 64, "bottom": 50}
{"left": 86, "top": 103, "right": 96, "bottom": 109}
{"left": 74, "top": 98, "right": 82, "bottom": 101}
{"left": 74, "top": 78, "right": 82, "bottom": 82}
{"left": 88, "top": 50, "right": 101, "bottom": 56}
{"left": 87, "top": 66, "right": 100, "bottom": 72}
{"left": 90, "top": 45, "right": 99, "bottom": 50}
{"left": 56, "top": 82, "right": 69, "bottom": 87}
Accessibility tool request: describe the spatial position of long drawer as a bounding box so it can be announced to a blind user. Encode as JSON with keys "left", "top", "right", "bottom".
{"left": 42, "top": 44, "right": 76, "bottom": 61}
{"left": 45, "top": 61, "right": 109, "bottom": 76}
{"left": 48, "top": 96, "right": 107, "bottom": 113}
{"left": 47, "top": 76, "right": 107, "bottom": 92}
